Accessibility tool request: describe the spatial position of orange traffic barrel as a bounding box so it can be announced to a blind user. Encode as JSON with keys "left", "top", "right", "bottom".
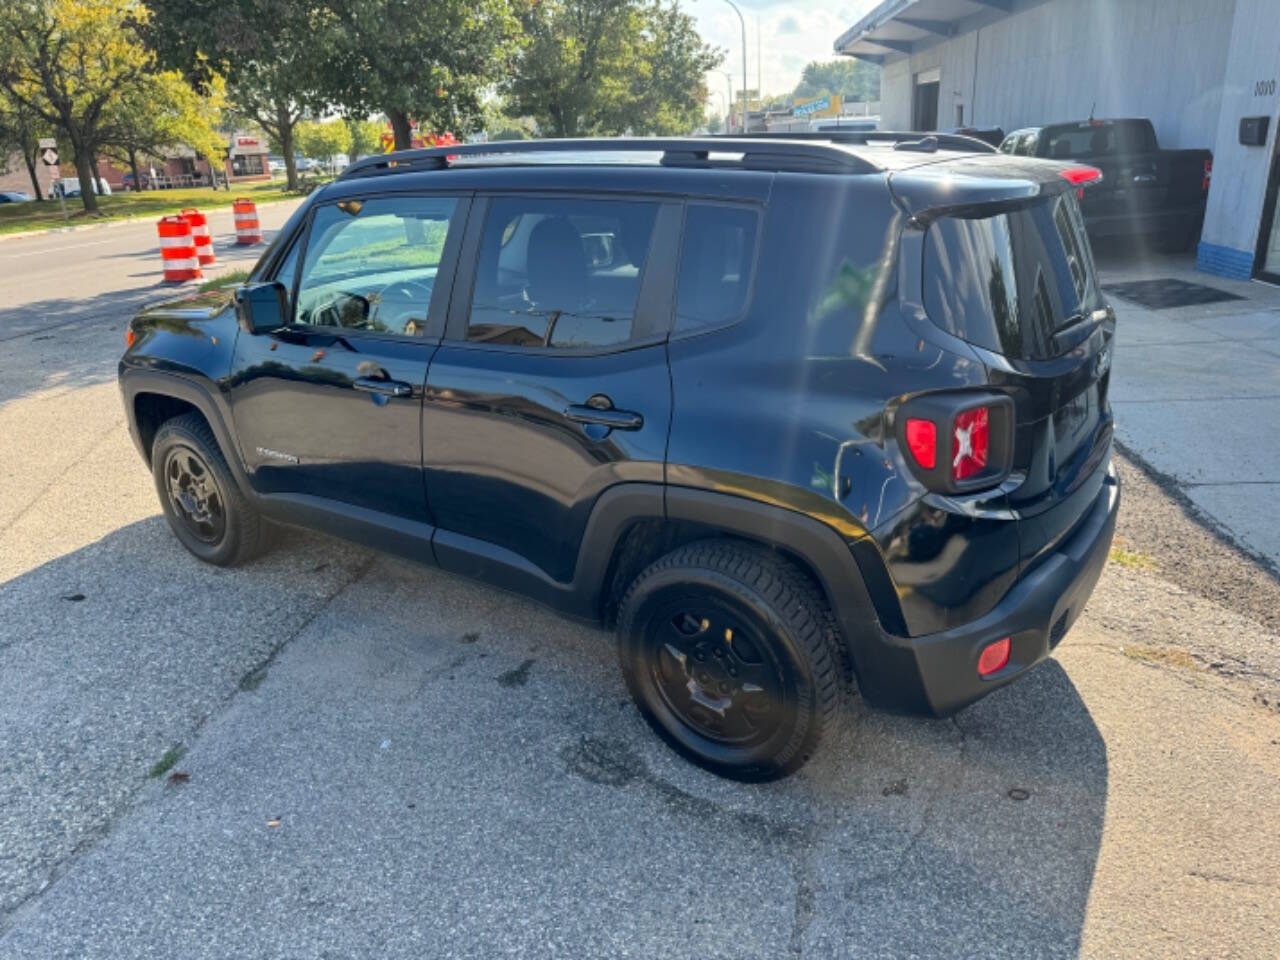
{"left": 179, "top": 207, "right": 216, "bottom": 266}
{"left": 157, "top": 215, "right": 202, "bottom": 282}
{"left": 232, "top": 197, "right": 261, "bottom": 245}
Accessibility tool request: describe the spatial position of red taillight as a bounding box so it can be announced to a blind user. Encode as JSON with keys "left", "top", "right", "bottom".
{"left": 905, "top": 418, "right": 937, "bottom": 470}
{"left": 1060, "top": 165, "right": 1101, "bottom": 186}
{"left": 978, "top": 637, "right": 1011, "bottom": 677}
{"left": 1202, "top": 157, "right": 1212, "bottom": 192}
{"left": 952, "top": 406, "right": 989, "bottom": 481}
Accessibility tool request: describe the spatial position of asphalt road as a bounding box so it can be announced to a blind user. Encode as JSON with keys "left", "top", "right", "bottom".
{"left": 0, "top": 210, "right": 1278, "bottom": 958}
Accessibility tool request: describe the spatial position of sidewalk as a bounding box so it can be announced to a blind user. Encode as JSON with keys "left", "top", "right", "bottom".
{"left": 1098, "top": 246, "right": 1280, "bottom": 571}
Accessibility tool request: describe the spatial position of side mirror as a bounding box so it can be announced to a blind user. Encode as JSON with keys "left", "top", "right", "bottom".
{"left": 233, "top": 282, "right": 290, "bottom": 334}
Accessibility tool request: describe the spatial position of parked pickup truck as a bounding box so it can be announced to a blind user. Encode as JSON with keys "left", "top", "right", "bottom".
{"left": 999, "top": 118, "right": 1211, "bottom": 251}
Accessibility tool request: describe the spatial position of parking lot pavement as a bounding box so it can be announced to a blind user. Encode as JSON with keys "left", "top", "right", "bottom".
{"left": 0, "top": 220, "right": 1278, "bottom": 956}
{"left": 1097, "top": 247, "right": 1280, "bottom": 571}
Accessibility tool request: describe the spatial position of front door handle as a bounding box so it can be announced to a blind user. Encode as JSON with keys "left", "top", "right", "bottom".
{"left": 565, "top": 403, "right": 644, "bottom": 431}
{"left": 354, "top": 377, "right": 413, "bottom": 398}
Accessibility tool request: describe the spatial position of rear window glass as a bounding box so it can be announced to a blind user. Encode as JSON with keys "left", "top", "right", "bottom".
{"left": 922, "top": 194, "right": 1101, "bottom": 360}
{"left": 1043, "top": 120, "right": 1157, "bottom": 159}
{"left": 675, "top": 204, "right": 759, "bottom": 332}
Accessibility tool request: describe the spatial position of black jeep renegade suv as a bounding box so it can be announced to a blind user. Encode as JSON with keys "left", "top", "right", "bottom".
{"left": 120, "top": 134, "right": 1119, "bottom": 780}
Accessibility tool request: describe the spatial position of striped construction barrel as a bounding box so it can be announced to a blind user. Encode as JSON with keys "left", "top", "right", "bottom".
{"left": 179, "top": 207, "right": 216, "bottom": 266}
{"left": 157, "top": 215, "right": 202, "bottom": 282}
{"left": 232, "top": 198, "right": 262, "bottom": 245}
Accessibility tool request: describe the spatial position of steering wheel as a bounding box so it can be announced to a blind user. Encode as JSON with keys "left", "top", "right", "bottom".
{"left": 376, "top": 279, "right": 435, "bottom": 334}
{"left": 312, "top": 291, "right": 371, "bottom": 329}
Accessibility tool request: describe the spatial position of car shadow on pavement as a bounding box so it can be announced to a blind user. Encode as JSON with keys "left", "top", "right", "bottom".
{"left": 0, "top": 522, "right": 1107, "bottom": 958}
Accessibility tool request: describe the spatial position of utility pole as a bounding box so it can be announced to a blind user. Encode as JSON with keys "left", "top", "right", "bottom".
{"left": 711, "top": 0, "right": 749, "bottom": 134}
{"left": 723, "top": 72, "right": 734, "bottom": 133}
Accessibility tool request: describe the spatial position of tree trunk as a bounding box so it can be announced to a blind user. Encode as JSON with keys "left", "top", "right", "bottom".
{"left": 73, "top": 148, "right": 99, "bottom": 215}
{"left": 128, "top": 150, "right": 141, "bottom": 192}
{"left": 273, "top": 100, "right": 299, "bottom": 192}
{"left": 22, "top": 150, "right": 44, "bottom": 200}
{"left": 280, "top": 125, "right": 298, "bottom": 192}
{"left": 91, "top": 153, "right": 106, "bottom": 195}
{"left": 389, "top": 109, "right": 412, "bottom": 151}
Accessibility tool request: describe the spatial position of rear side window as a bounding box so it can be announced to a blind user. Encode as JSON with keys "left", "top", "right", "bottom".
{"left": 674, "top": 204, "right": 759, "bottom": 332}
{"left": 922, "top": 194, "right": 1102, "bottom": 360}
{"left": 466, "top": 196, "right": 658, "bottom": 349}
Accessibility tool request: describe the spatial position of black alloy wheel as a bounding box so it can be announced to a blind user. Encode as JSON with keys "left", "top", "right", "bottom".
{"left": 163, "top": 445, "right": 226, "bottom": 544}
{"left": 617, "top": 541, "right": 845, "bottom": 781}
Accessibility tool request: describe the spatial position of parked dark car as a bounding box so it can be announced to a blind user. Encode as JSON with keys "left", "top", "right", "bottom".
{"left": 119, "top": 134, "right": 1119, "bottom": 780}
{"left": 999, "top": 117, "right": 1211, "bottom": 251}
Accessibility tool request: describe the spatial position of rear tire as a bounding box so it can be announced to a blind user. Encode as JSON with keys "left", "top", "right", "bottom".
{"left": 151, "top": 413, "right": 271, "bottom": 566}
{"left": 616, "top": 540, "right": 845, "bottom": 781}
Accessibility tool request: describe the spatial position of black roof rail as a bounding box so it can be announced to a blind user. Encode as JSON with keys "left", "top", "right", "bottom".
{"left": 723, "top": 130, "right": 998, "bottom": 154}
{"left": 337, "top": 136, "right": 880, "bottom": 181}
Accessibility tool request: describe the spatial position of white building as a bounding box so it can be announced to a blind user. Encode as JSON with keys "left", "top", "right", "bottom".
{"left": 835, "top": 0, "right": 1280, "bottom": 282}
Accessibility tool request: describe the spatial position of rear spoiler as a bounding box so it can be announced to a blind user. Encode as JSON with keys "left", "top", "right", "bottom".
{"left": 888, "top": 155, "right": 1103, "bottom": 224}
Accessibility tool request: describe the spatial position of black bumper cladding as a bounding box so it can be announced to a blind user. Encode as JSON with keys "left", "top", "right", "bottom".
{"left": 871, "top": 464, "right": 1120, "bottom": 716}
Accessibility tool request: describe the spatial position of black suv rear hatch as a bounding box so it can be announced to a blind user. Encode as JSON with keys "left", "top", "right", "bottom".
{"left": 893, "top": 155, "right": 1116, "bottom": 574}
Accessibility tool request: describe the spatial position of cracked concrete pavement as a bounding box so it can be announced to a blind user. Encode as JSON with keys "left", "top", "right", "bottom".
{"left": 0, "top": 211, "right": 1278, "bottom": 957}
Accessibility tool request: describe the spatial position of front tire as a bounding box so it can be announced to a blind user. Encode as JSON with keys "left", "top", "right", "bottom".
{"left": 616, "top": 541, "right": 845, "bottom": 781}
{"left": 151, "top": 413, "right": 271, "bottom": 566}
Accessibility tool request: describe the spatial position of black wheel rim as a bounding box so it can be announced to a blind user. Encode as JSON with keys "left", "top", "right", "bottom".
{"left": 647, "top": 600, "right": 789, "bottom": 747}
{"left": 163, "top": 446, "right": 225, "bottom": 544}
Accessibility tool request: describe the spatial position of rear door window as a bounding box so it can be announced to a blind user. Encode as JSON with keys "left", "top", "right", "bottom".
{"left": 922, "top": 193, "right": 1102, "bottom": 360}
{"left": 466, "top": 196, "right": 658, "bottom": 349}
{"left": 674, "top": 204, "right": 759, "bottom": 332}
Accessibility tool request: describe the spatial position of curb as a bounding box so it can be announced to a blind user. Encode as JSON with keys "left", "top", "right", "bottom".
{"left": 0, "top": 198, "right": 301, "bottom": 244}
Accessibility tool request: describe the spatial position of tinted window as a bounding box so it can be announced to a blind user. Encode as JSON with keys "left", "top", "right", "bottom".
{"left": 467, "top": 196, "right": 657, "bottom": 349}
{"left": 675, "top": 204, "right": 759, "bottom": 332}
{"left": 1016, "top": 131, "right": 1039, "bottom": 156}
{"left": 922, "top": 193, "right": 1102, "bottom": 360}
{"left": 1043, "top": 120, "right": 1157, "bottom": 159}
{"left": 294, "top": 195, "right": 456, "bottom": 337}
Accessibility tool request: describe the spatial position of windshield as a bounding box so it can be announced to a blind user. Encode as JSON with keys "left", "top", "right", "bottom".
{"left": 922, "top": 193, "right": 1102, "bottom": 360}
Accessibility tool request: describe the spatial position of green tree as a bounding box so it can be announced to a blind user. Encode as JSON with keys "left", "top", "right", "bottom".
{"left": 0, "top": 90, "right": 49, "bottom": 198}
{"left": 101, "top": 71, "right": 226, "bottom": 190}
{"left": 146, "top": 0, "right": 325, "bottom": 190}
{"left": 704, "top": 111, "right": 722, "bottom": 135}
{"left": 345, "top": 116, "right": 384, "bottom": 159}
{"left": 626, "top": 2, "right": 719, "bottom": 135}
{"left": 0, "top": 0, "right": 155, "bottom": 213}
{"left": 503, "top": 0, "right": 720, "bottom": 137}
{"left": 792, "top": 59, "right": 880, "bottom": 104}
{"left": 295, "top": 117, "right": 352, "bottom": 171}
{"left": 320, "top": 0, "right": 524, "bottom": 150}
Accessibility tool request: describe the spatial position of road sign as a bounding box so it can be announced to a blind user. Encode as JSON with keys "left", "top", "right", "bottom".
{"left": 38, "top": 137, "right": 56, "bottom": 149}
{"left": 41, "top": 147, "right": 58, "bottom": 167}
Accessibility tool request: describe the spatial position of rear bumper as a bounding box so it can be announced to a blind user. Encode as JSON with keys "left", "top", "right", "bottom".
{"left": 855, "top": 464, "right": 1119, "bottom": 716}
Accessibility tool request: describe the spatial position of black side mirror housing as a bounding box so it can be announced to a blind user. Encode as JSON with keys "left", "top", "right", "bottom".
{"left": 233, "top": 282, "right": 290, "bottom": 334}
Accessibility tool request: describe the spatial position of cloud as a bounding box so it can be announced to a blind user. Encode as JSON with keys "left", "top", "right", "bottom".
{"left": 691, "top": 0, "right": 880, "bottom": 99}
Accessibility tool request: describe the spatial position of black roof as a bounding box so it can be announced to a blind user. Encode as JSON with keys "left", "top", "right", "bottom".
{"left": 336, "top": 133, "right": 998, "bottom": 183}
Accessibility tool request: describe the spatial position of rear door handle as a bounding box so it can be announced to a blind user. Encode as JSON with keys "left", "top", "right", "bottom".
{"left": 354, "top": 377, "right": 413, "bottom": 398}
{"left": 565, "top": 404, "right": 644, "bottom": 431}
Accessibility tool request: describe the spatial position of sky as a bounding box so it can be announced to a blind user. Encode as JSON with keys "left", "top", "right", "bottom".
{"left": 684, "top": 0, "right": 880, "bottom": 110}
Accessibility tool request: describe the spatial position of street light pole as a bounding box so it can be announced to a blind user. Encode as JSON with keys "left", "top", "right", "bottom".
{"left": 723, "top": 72, "right": 734, "bottom": 133}
{"left": 717, "top": 0, "right": 750, "bottom": 133}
